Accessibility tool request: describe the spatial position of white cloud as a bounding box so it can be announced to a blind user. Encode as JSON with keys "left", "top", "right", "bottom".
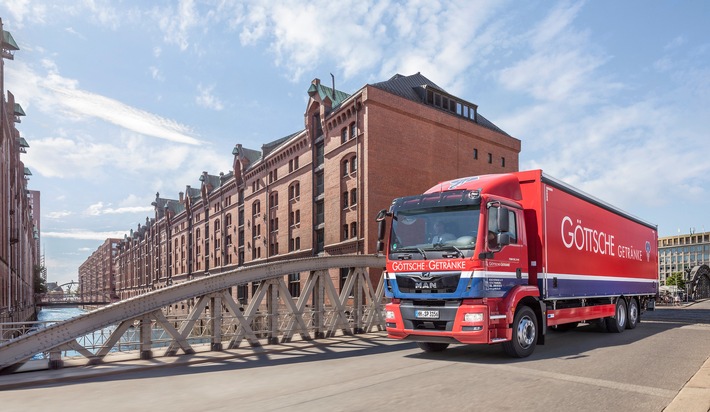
{"left": 6, "top": 60, "right": 203, "bottom": 145}
{"left": 85, "top": 202, "right": 154, "bottom": 216}
{"left": 1, "top": 0, "right": 48, "bottom": 27}
{"left": 43, "top": 230, "right": 129, "bottom": 240}
{"left": 64, "top": 26, "right": 86, "bottom": 39}
{"left": 196, "top": 83, "right": 224, "bottom": 111}
{"left": 149, "top": 66, "right": 165, "bottom": 81}
{"left": 23, "top": 131, "right": 197, "bottom": 179}
{"left": 46, "top": 210, "right": 73, "bottom": 219}
{"left": 156, "top": 0, "right": 200, "bottom": 51}
{"left": 496, "top": 2, "right": 710, "bottom": 216}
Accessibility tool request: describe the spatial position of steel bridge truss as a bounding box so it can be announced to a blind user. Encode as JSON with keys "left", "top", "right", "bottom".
{"left": 0, "top": 255, "right": 386, "bottom": 372}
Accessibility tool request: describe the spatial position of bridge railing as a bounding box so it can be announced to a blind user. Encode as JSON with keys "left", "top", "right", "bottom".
{"left": 0, "top": 255, "right": 386, "bottom": 372}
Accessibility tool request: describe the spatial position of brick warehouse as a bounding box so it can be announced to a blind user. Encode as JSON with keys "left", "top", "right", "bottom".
{"left": 1, "top": 18, "right": 40, "bottom": 324}
{"left": 85, "top": 73, "right": 520, "bottom": 310}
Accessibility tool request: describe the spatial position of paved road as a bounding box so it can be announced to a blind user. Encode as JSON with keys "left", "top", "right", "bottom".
{"left": 1, "top": 300, "right": 708, "bottom": 412}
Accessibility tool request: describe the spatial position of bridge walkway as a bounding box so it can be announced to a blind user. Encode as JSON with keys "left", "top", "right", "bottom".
{"left": 0, "top": 331, "right": 393, "bottom": 391}
{"left": 0, "top": 255, "right": 385, "bottom": 372}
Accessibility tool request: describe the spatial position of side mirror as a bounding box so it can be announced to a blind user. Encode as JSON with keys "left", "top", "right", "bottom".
{"left": 487, "top": 203, "right": 511, "bottom": 252}
{"left": 497, "top": 207, "right": 509, "bottom": 233}
{"left": 375, "top": 209, "right": 388, "bottom": 253}
{"left": 497, "top": 232, "right": 511, "bottom": 247}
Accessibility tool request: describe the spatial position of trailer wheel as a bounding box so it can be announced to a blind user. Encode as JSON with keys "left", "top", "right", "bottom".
{"left": 502, "top": 306, "right": 538, "bottom": 358}
{"left": 626, "top": 297, "right": 639, "bottom": 329}
{"left": 605, "top": 298, "right": 627, "bottom": 333}
{"left": 416, "top": 342, "right": 449, "bottom": 352}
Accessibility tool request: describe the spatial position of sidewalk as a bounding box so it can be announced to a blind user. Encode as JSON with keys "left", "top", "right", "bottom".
{"left": 658, "top": 298, "right": 710, "bottom": 411}
{"left": 664, "top": 355, "right": 710, "bottom": 412}
{"left": 0, "top": 333, "right": 383, "bottom": 391}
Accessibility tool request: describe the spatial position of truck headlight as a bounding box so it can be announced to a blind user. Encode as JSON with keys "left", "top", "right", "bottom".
{"left": 385, "top": 310, "right": 395, "bottom": 320}
{"left": 464, "top": 313, "right": 484, "bottom": 322}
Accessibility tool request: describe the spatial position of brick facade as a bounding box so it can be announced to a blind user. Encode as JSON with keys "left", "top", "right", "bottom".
{"left": 91, "top": 73, "right": 520, "bottom": 310}
{"left": 1, "top": 19, "right": 39, "bottom": 324}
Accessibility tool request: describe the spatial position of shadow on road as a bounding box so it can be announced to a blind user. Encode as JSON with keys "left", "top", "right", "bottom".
{"left": 406, "top": 304, "right": 710, "bottom": 364}
{"left": 7, "top": 335, "right": 418, "bottom": 390}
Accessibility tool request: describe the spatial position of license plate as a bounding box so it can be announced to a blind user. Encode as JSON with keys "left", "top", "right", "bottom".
{"left": 415, "top": 310, "right": 439, "bottom": 319}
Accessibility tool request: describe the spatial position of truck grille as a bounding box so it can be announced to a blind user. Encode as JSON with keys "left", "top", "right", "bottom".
{"left": 396, "top": 272, "right": 460, "bottom": 294}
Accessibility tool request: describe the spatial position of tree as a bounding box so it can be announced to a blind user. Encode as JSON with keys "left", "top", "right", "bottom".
{"left": 33, "top": 264, "right": 47, "bottom": 294}
{"left": 665, "top": 272, "right": 686, "bottom": 290}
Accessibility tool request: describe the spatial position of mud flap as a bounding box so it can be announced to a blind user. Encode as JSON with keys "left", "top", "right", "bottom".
{"left": 538, "top": 300, "right": 546, "bottom": 345}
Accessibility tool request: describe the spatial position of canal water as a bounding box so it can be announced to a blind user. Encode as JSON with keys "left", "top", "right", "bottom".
{"left": 37, "top": 306, "right": 86, "bottom": 323}
{"left": 32, "top": 306, "right": 205, "bottom": 360}
{"left": 32, "top": 307, "right": 89, "bottom": 359}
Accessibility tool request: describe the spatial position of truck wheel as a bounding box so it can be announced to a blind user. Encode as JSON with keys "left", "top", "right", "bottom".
{"left": 626, "top": 297, "right": 639, "bottom": 329}
{"left": 416, "top": 342, "right": 449, "bottom": 352}
{"left": 502, "top": 306, "right": 537, "bottom": 358}
{"left": 605, "top": 298, "right": 627, "bottom": 333}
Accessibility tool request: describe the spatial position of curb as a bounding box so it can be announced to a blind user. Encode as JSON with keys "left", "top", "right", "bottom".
{"left": 664, "top": 355, "right": 710, "bottom": 412}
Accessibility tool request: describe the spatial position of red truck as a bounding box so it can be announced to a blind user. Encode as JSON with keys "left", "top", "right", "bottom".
{"left": 376, "top": 169, "right": 658, "bottom": 357}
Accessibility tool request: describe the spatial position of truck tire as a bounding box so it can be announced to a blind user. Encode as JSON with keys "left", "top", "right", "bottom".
{"left": 605, "top": 298, "right": 627, "bottom": 333}
{"left": 626, "top": 297, "right": 639, "bottom": 329}
{"left": 416, "top": 342, "right": 449, "bottom": 352}
{"left": 502, "top": 306, "right": 538, "bottom": 358}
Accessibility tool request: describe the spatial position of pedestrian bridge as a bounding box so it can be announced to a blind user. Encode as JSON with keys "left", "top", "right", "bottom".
{"left": 0, "top": 255, "right": 385, "bottom": 373}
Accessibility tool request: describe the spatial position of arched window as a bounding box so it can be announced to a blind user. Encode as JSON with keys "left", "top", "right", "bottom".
{"left": 350, "top": 156, "right": 357, "bottom": 173}
{"left": 289, "top": 182, "right": 300, "bottom": 200}
{"left": 215, "top": 219, "right": 221, "bottom": 232}
{"left": 351, "top": 222, "right": 357, "bottom": 238}
{"left": 343, "top": 192, "right": 349, "bottom": 209}
{"left": 351, "top": 188, "right": 357, "bottom": 205}
{"left": 252, "top": 201, "right": 260, "bottom": 216}
{"left": 343, "top": 160, "right": 349, "bottom": 177}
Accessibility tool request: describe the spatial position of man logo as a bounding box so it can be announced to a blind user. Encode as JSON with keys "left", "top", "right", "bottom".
{"left": 415, "top": 282, "right": 437, "bottom": 289}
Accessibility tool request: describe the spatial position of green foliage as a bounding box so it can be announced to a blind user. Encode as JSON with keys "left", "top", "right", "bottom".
{"left": 33, "top": 264, "right": 47, "bottom": 294}
{"left": 665, "top": 272, "right": 686, "bottom": 289}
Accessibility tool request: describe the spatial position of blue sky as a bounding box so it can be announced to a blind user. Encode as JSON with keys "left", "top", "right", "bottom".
{"left": 1, "top": 0, "right": 709, "bottom": 286}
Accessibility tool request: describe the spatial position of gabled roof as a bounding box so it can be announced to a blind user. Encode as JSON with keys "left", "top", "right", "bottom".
{"left": 371, "top": 72, "right": 510, "bottom": 136}
{"left": 262, "top": 131, "right": 301, "bottom": 158}
{"left": 14, "top": 103, "right": 25, "bottom": 116}
{"left": 243, "top": 131, "right": 305, "bottom": 173}
{"left": 152, "top": 196, "right": 183, "bottom": 218}
{"left": 308, "top": 82, "right": 351, "bottom": 108}
{"left": 2, "top": 30, "right": 19, "bottom": 51}
{"left": 200, "top": 173, "right": 222, "bottom": 191}
{"left": 185, "top": 186, "right": 201, "bottom": 200}
{"left": 235, "top": 146, "right": 261, "bottom": 164}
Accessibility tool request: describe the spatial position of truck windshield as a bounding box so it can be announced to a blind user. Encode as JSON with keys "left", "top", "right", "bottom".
{"left": 389, "top": 205, "right": 480, "bottom": 254}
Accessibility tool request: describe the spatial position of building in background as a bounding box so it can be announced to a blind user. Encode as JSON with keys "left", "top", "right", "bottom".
{"left": 83, "top": 72, "right": 520, "bottom": 310}
{"left": 1, "top": 18, "right": 40, "bottom": 324}
{"left": 78, "top": 238, "right": 120, "bottom": 303}
{"left": 658, "top": 231, "right": 710, "bottom": 285}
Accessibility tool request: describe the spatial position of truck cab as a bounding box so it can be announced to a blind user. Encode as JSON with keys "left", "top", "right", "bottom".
{"left": 378, "top": 174, "right": 542, "bottom": 357}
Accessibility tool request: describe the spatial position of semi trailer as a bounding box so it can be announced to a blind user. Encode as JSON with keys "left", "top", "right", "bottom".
{"left": 376, "top": 169, "right": 658, "bottom": 357}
